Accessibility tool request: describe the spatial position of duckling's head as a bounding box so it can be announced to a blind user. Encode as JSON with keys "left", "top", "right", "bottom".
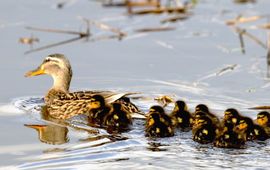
{"left": 89, "top": 95, "right": 105, "bottom": 109}
{"left": 224, "top": 108, "right": 240, "bottom": 121}
{"left": 195, "top": 104, "right": 209, "bottom": 113}
{"left": 257, "top": 111, "right": 270, "bottom": 126}
{"left": 235, "top": 117, "right": 253, "bottom": 132}
{"left": 149, "top": 105, "right": 165, "bottom": 114}
{"left": 195, "top": 115, "right": 212, "bottom": 127}
{"left": 174, "top": 100, "right": 188, "bottom": 111}
{"left": 25, "top": 54, "right": 72, "bottom": 93}
{"left": 147, "top": 112, "right": 161, "bottom": 127}
{"left": 111, "top": 102, "right": 122, "bottom": 111}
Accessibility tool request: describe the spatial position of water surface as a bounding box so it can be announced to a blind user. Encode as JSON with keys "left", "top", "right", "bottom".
{"left": 1, "top": 0, "right": 270, "bottom": 169}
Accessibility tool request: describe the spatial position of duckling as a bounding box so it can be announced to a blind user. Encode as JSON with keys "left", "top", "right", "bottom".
{"left": 256, "top": 111, "right": 270, "bottom": 127}
{"left": 235, "top": 117, "right": 269, "bottom": 141}
{"left": 87, "top": 95, "right": 111, "bottom": 127}
{"left": 103, "top": 102, "right": 133, "bottom": 133}
{"left": 170, "top": 100, "right": 193, "bottom": 131}
{"left": 195, "top": 104, "right": 220, "bottom": 126}
{"left": 256, "top": 111, "right": 270, "bottom": 135}
{"left": 223, "top": 108, "right": 242, "bottom": 126}
{"left": 192, "top": 115, "right": 216, "bottom": 144}
{"left": 145, "top": 106, "right": 174, "bottom": 137}
{"left": 214, "top": 124, "right": 245, "bottom": 149}
{"left": 147, "top": 105, "right": 172, "bottom": 126}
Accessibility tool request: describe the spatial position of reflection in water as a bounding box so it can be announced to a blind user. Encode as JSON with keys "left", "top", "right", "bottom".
{"left": 147, "top": 142, "right": 168, "bottom": 152}
{"left": 25, "top": 107, "right": 69, "bottom": 145}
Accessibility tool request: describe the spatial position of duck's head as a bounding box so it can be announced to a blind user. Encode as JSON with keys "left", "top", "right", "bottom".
{"left": 257, "top": 111, "right": 270, "bottom": 126}
{"left": 149, "top": 105, "right": 165, "bottom": 114}
{"left": 173, "top": 100, "right": 188, "bottom": 112}
{"left": 25, "top": 54, "right": 72, "bottom": 93}
{"left": 89, "top": 95, "right": 105, "bottom": 109}
{"left": 224, "top": 108, "right": 240, "bottom": 121}
{"left": 147, "top": 112, "right": 161, "bottom": 126}
{"left": 195, "top": 104, "right": 209, "bottom": 113}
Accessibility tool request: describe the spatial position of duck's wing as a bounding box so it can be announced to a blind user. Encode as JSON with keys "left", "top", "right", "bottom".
{"left": 46, "top": 91, "right": 141, "bottom": 119}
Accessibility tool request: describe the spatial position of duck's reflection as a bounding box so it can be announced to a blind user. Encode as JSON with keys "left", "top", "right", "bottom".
{"left": 25, "top": 107, "right": 69, "bottom": 145}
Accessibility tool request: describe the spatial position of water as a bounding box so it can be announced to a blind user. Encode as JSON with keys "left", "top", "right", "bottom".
{"left": 1, "top": 0, "right": 270, "bottom": 169}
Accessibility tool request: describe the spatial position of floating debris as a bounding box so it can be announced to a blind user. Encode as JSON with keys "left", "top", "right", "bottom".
{"left": 19, "top": 36, "right": 39, "bottom": 45}
{"left": 154, "top": 95, "right": 175, "bottom": 107}
{"left": 24, "top": 19, "right": 126, "bottom": 54}
{"left": 130, "top": 6, "right": 186, "bottom": 15}
{"left": 216, "top": 64, "right": 238, "bottom": 76}
{"left": 233, "top": 0, "right": 256, "bottom": 4}
{"left": 160, "top": 13, "right": 191, "bottom": 23}
{"left": 254, "top": 23, "right": 270, "bottom": 29}
{"left": 233, "top": 27, "right": 267, "bottom": 50}
{"left": 134, "top": 26, "right": 175, "bottom": 32}
{"left": 249, "top": 106, "right": 270, "bottom": 110}
{"left": 226, "top": 15, "right": 262, "bottom": 26}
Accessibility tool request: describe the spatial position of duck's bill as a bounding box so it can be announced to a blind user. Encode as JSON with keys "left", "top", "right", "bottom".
{"left": 25, "top": 66, "right": 45, "bottom": 77}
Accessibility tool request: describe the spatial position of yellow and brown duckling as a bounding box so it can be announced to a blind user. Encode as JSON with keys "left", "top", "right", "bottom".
{"left": 170, "top": 100, "right": 193, "bottom": 131}
{"left": 256, "top": 111, "right": 270, "bottom": 127}
{"left": 256, "top": 111, "right": 270, "bottom": 135}
{"left": 25, "top": 54, "right": 139, "bottom": 119}
{"left": 103, "top": 102, "right": 133, "bottom": 133}
{"left": 214, "top": 122, "right": 245, "bottom": 149}
{"left": 223, "top": 108, "right": 242, "bottom": 126}
{"left": 235, "top": 116, "right": 269, "bottom": 141}
{"left": 192, "top": 115, "right": 216, "bottom": 144}
{"left": 194, "top": 104, "right": 220, "bottom": 126}
{"left": 145, "top": 106, "right": 174, "bottom": 138}
{"left": 87, "top": 95, "right": 111, "bottom": 127}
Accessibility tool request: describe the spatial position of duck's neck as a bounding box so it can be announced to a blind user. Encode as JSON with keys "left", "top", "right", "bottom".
{"left": 51, "top": 72, "right": 71, "bottom": 93}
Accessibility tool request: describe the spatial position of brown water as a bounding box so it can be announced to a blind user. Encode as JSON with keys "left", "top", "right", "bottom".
{"left": 1, "top": 0, "right": 270, "bottom": 169}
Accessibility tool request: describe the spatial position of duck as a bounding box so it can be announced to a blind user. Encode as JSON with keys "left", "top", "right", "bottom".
{"left": 103, "top": 102, "right": 133, "bottom": 133}
{"left": 235, "top": 116, "right": 269, "bottom": 141}
{"left": 170, "top": 100, "right": 193, "bottom": 131}
{"left": 194, "top": 104, "right": 220, "bottom": 126}
{"left": 25, "top": 54, "right": 140, "bottom": 119}
{"left": 192, "top": 115, "right": 216, "bottom": 144}
{"left": 145, "top": 105, "right": 174, "bottom": 137}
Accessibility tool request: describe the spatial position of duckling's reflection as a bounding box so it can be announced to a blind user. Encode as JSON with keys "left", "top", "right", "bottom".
{"left": 25, "top": 107, "right": 69, "bottom": 145}
{"left": 147, "top": 142, "right": 168, "bottom": 152}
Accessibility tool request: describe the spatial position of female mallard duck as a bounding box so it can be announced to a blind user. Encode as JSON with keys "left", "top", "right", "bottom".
{"left": 25, "top": 54, "right": 139, "bottom": 119}
{"left": 235, "top": 116, "right": 269, "bottom": 141}
{"left": 145, "top": 105, "right": 174, "bottom": 137}
{"left": 170, "top": 100, "right": 192, "bottom": 131}
{"left": 103, "top": 102, "right": 133, "bottom": 133}
{"left": 192, "top": 115, "right": 216, "bottom": 144}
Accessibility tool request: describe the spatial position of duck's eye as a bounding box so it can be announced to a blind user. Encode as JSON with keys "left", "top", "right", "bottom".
{"left": 45, "top": 58, "right": 51, "bottom": 62}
